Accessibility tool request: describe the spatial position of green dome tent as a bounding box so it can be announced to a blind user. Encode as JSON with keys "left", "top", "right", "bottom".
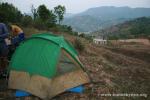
{"left": 8, "top": 33, "right": 89, "bottom": 99}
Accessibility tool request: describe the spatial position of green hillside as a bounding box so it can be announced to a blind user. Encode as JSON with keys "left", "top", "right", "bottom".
{"left": 93, "top": 17, "right": 150, "bottom": 39}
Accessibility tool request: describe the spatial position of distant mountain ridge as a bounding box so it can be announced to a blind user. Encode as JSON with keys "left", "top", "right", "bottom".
{"left": 63, "top": 6, "right": 150, "bottom": 32}
{"left": 64, "top": 13, "right": 74, "bottom": 18}
{"left": 78, "top": 6, "right": 150, "bottom": 19}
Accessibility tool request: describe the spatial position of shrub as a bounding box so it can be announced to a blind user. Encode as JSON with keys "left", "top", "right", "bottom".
{"left": 148, "top": 36, "right": 150, "bottom": 41}
{"left": 33, "top": 18, "right": 46, "bottom": 30}
{"left": 79, "top": 33, "right": 85, "bottom": 38}
{"left": 74, "top": 38, "right": 85, "bottom": 53}
{"left": 21, "top": 15, "right": 33, "bottom": 27}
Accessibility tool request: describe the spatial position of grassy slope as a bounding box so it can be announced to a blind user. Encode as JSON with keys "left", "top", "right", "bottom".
{"left": 17, "top": 29, "right": 150, "bottom": 99}
{"left": 53, "top": 34, "right": 150, "bottom": 100}
{"left": 0, "top": 29, "right": 150, "bottom": 100}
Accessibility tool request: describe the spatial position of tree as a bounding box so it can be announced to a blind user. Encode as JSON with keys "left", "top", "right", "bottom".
{"left": 67, "top": 26, "right": 72, "bottom": 32}
{"left": 31, "top": 5, "right": 38, "bottom": 20}
{"left": 54, "top": 5, "right": 66, "bottom": 24}
{"left": 37, "top": 4, "right": 57, "bottom": 28}
{"left": 37, "top": 5, "right": 51, "bottom": 22}
{"left": 0, "top": 2, "right": 22, "bottom": 23}
{"left": 46, "top": 10, "right": 57, "bottom": 27}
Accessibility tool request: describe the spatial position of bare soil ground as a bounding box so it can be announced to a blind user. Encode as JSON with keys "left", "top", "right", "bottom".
{"left": 0, "top": 35, "right": 150, "bottom": 100}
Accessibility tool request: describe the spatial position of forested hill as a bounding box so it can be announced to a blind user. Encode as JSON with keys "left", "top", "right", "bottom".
{"left": 93, "top": 17, "right": 150, "bottom": 39}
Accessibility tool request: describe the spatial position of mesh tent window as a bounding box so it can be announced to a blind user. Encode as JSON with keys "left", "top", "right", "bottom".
{"left": 56, "top": 50, "right": 81, "bottom": 76}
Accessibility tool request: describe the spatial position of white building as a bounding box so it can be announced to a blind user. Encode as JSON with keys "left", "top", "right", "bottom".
{"left": 93, "top": 38, "right": 107, "bottom": 45}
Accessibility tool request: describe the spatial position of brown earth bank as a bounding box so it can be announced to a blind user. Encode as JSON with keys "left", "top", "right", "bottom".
{"left": 0, "top": 32, "right": 150, "bottom": 100}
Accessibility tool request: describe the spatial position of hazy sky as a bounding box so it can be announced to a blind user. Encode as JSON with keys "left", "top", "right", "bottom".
{"left": 3, "top": 0, "right": 150, "bottom": 14}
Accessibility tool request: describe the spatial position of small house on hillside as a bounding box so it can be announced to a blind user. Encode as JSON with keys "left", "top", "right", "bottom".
{"left": 93, "top": 38, "right": 107, "bottom": 45}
